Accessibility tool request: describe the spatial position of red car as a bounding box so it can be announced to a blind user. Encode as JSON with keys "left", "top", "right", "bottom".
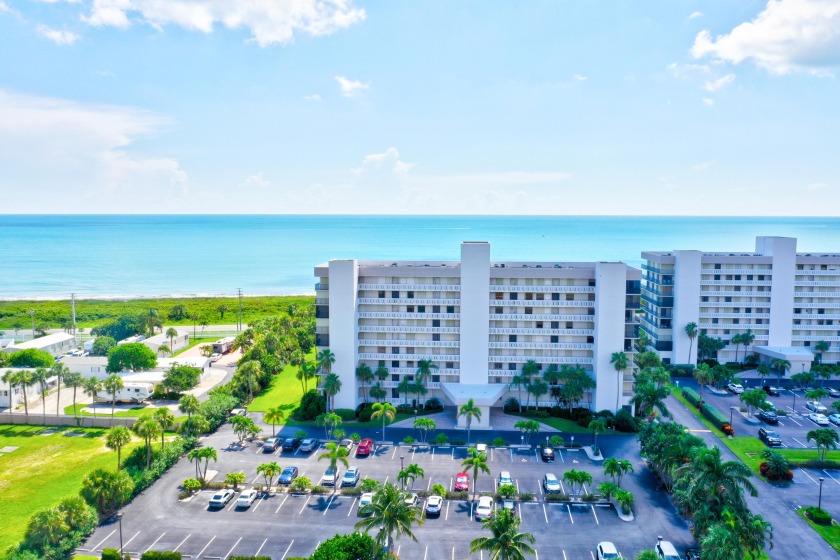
{"left": 455, "top": 472, "right": 470, "bottom": 492}
{"left": 356, "top": 438, "right": 374, "bottom": 457}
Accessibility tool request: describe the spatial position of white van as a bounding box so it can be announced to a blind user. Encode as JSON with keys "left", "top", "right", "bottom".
{"left": 95, "top": 382, "right": 154, "bottom": 403}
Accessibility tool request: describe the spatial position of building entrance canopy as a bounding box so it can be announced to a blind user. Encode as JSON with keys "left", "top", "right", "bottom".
{"left": 440, "top": 383, "right": 508, "bottom": 430}
{"left": 753, "top": 346, "right": 814, "bottom": 376}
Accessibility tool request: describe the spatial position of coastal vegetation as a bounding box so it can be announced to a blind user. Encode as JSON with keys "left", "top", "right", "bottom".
{"left": 0, "top": 295, "right": 314, "bottom": 333}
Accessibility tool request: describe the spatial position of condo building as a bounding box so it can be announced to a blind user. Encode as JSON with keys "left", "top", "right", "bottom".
{"left": 314, "top": 242, "right": 641, "bottom": 426}
{"left": 641, "top": 236, "right": 840, "bottom": 373}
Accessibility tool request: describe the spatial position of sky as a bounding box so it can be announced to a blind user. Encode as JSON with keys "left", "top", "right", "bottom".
{"left": 0, "top": 0, "right": 839, "bottom": 215}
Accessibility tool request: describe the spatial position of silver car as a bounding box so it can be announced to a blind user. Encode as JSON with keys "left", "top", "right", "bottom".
{"left": 809, "top": 413, "right": 830, "bottom": 426}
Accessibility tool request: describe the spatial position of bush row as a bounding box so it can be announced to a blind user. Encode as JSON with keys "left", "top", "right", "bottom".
{"left": 699, "top": 401, "right": 735, "bottom": 435}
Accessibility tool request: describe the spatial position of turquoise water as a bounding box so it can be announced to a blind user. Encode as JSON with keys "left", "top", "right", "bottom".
{"left": 1, "top": 215, "right": 839, "bottom": 299}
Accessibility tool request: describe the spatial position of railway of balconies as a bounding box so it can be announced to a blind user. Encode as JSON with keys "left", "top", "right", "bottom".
{"left": 791, "top": 324, "right": 840, "bottom": 331}
{"left": 699, "top": 312, "right": 770, "bottom": 319}
{"left": 792, "top": 335, "right": 840, "bottom": 342}
{"left": 643, "top": 273, "right": 673, "bottom": 286}
{"left": 489, "top": 328, "right": 595, "bottom": 336}
{"left": 359, "top": 352, "right": 458, "bottom": 361}
{"left": 791, "top": 302, "right": 840, "bottom": 309}
{"left": 358, "top": 326, "right": 460, "bottom": 334}
{"left": 698, "top": 323, "right": 769, "bottom": 331}
{"left": 490, "top": 299, "right": 595, "bottom": 308}
{"left": 358, "top": 298, "right": 461, "bottom": 306}
{"left": 488, "top": 356, "right": 594, "bottom": 365}
{"left": 794, "top": 281, "right": 840, "bottom": 287}
{"left": 640, "top": 315, "right": 669, "bottom": 333}
{"left": 356, "top": 367, "right": 459, "bottom": 377}
{"left": 699, "top": 301, "right": 771, "bottom": 309}
{"left": 358, "top": 283, "right": 461, "bottom": 291}
{"left": 315, "top": 283, "right": 329, "bottom": 291}
{"left": 641, "top": 263, "right": 674, "bottom": 275}
{"left": 489, "top": 313, "right": 593, "bottom": 321}
{"left": 641, "top": 293, "right": 673, "bottom": 308}
{"left": 366, "top": 380, "right": 443, "bottom": 389}
{"left": 700, "top": 290, "right": 771, "bottom": 298}
{"left": 700, "top": 280, "right": 772, "bottom": 286}
{"left": 358, "top": 312, "right": 460, "bottom": 319}
{"left": 490, "top": 285, "right": 595, "bottom": 293}
{"left": 490, "top": 342, "right": 593, "bottom": 350}
{"left": 794, "top": 292, "right": 840, "bottom": 299}
{"left": 642, "top": 285, "right": 673, "bottom": 298}
{"left": 359, "top": 340, "right": 460, "bottom": 348}
{"left": 316, "top": 298, "right": 329, "bottom": 305}
{"left": 703, "top": 332, "right": 770, "bottom": 342}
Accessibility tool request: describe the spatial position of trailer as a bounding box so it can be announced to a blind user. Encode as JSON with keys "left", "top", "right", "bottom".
{"left": 94, "top": 382, "right": 154, "bottom": 403}
{"left": 212, "top": 337, "right": 235, "bottom": 354}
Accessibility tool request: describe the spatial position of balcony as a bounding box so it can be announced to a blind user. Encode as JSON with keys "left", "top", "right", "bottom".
{"left": 358, "top": 283, "right": 461, "bottom": 291}
{"left": 489, "top": 342, "right": 594, "bottom": 350}
{"left": 359, "top": 367, "right": 459, "bottom": 376}
{"left": 491, "top": 299, "right": 595, "bottom": 308}
{"left": 358, "top": 298, "right": 460, "bottom": 306}
{"left": 489, "top": 328, "right": 594, "bottom": 336}
{"left": 359, "top": 340, "right": 460, "bottom": 348}
{"left": 490, "top": 313, "right": 593, "bottom": 322}
{"left": 490, "top": 285, "right": 595, "bottom": 294}
{"left": 315, "top": 333, "right": 329, "bottom": 346}
{"left": 358, "top": 353, "right": 455, "bottom": 361}
{"left": 358, "top": 326, "right": 460, "bottom": 334}
{"left": 699, "top": 280, "right": 772, "bottom": 286}
{"left": 488, "top": 356, "right": 594, "bottom": 365}
{"left": 315, "top": 283, "right": 329, "bottom": 291}
{"left": 358, "top": 312, "right": 460, "bottom": 320}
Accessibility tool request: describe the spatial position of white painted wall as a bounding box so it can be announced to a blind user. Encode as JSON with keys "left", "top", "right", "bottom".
{"left": 459, "top": 242, "right": 491, "bottom": 385}
{"left": 757, "top": 237, "right": 797, "bottom": 347}
{"left": 673, "top": 250, "right": 702, "bottom": 365}
{"left": 328, "top": 260, "right": 360, "bottom": 410}
{"left": 593, "top": 263, "right": 628, "bottom": 412}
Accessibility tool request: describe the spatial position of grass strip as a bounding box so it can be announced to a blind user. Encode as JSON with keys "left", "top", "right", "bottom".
{"left": 63, "top": 404, "right": 186, "bottom": 423}
{"left": 797, "top": 508, "right": 840, "bottom": 553}
{"left": 672, "top": 388, "right": 725, "bottom": 437}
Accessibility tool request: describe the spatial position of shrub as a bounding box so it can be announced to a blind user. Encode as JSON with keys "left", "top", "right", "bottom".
{"left": 503, "top": 397, "right": 520, "bottom": 413}
{"left": 294, "top": 390, "right": 326, "bottom": 421}
{"left": 615, "top": 489, "right": 634, "bottom": 514}
{"left": 519, "top": 491, "right": 535, "bottom": 501}
{"left": 450, "top": 439, "right": 466, "bottom": 446}
{"left": 614, "top": 409, "right": 639, "bottom": 433}
{"left": 549, "top": 406, "right": 564, "bottom": 418}
{"left": 425, "top": 397, "right": 443, "bottom": 411}
{"left": 341, "top": 487, "right": 363, "bottom": 496}
{"left": 360, "top": 478, "right": 381, "bottom": 493}
{"left": 549, "top": 435, "right": 565, "bottom": 448}
{"left": 182, "top": 478, "right": 201, "bottom": 494}
{"left": 102, "top": 549, "right": 122, "bottom": 560}
{"left": 804, "top": 506, "right": 833, "bottom": 525}
{"left": 404, "top": 436, "right": 415, "bottom": 444}
{"left": 544, "top": 493, "right": 570, "bottom": 502}
{"left": 141, "top": 552, "right": 183, "bottom": 560}
{"left": 682, "top": 387, "right": 702, "bottom": 408}
{"left": 434, "top": 433, "right": 449, "bottom": 445}
{"left": 431, "top": 483, "right": 447, "bottom": 497}
{"left": 310, "top": 533, "right": 377, "bottom": 560}
{"left": 294, "top": 429, "right": 307, "bottom": 438}
{"left": 666, "top": 364, "right": 696, "bottom": 377}
{"left": 310, "top": 485, "right": 330, "bottom": 495}
{"left": 598, "top": 481, "right": 619, "bottom": 500}
{"left": 759, "top": 462, "right": 794, "bottom": 481}
{"left": 498, "top": 484, "right": 517, "bottom": 498}
{"left": 290, "top": 477, "right": 312, "bottom": 493}
{"left": 125, "top": 436, "right": 196, "bottom": 498}
{"left": 534, "top": 410, "right": 550, "bottom": 419}
{"left": 581, "top": 493, "right": 599, "bottom": 502}
{"left": 395, "top": 404, "right": 414, "bottom": 414}
{"left": 333, "top": 408, "right": 356, "bottom": 421}
{"left": 446, "top": 490, "right": 468, "bottom": 500}
{"left": 492, "top": 437, "right": 507, "bottom": 447}
{"left": 699, "top": 402, "right": 733, "bottom": 434}
{"left": 357, "top": 407, "right": 373, "bottom": 422}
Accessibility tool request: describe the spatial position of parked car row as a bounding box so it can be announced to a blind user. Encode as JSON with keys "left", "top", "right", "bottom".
{"left": 594, "top": 538, "right": 687, "bottom": 560}
{"left": 262, "top": 437, "right": 318, "bottom": 454}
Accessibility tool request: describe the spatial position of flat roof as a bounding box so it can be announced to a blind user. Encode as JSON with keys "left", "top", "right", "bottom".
{"left": 11, "top": 332, "right": 75, "bottom": 350}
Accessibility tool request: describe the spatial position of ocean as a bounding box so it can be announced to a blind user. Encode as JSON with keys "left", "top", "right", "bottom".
{"left": 1, "top": 215, "right": 839, "bottom": 300}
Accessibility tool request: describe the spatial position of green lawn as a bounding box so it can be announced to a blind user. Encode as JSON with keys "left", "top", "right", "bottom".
{"left": 507, "top": 411, "right": 637, "bottom": 435}
{"left": 63, "top": 404, "right": 187, "bottom": 423}
{"left": 797, "top": 508, "right": 840, "bottom": 553}
{"left": 0, "top": 425, "right": 142, "bottom": 552}
{"left": 672, "top": 388, "right": 725, "bottom": 437}
{"left": 247, "top": 350, "right": 316, "bottom": 414}
{"left": 171, "top": 337, "right": 215, "bottom": 356}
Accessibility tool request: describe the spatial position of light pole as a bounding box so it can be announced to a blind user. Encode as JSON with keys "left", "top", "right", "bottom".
{"left": 792, "top": 390, "right": 797, "bottom": 413}
{"left": 730, "top": 406, "right": 735, "bottom": 426}
{"left": 570, "top": 435, "right": 575, "bottom": 449}
{"left": 117, "top": 512, "right": 124, "bottom": 553}
{"left": 545, "top": 435, "right": 549, "bottom": 448}
{"left": 400, "top": 455, "right": 405, "bottom": 490}
{"left": 819, "top": 477, "right": 825, "bottom": 510}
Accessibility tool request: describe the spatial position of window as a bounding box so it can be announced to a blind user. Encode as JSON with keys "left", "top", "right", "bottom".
{"left": 735, "top": 275, "right": 741, "bottom": 280}
{"left": 494, "top": 292, "right": 503, "bottom": 300}
{"left": 391, "top": 361, "right": 399, "bottom": 369}
{"left": 536, "top": 293, "right": 544, "bottom": 300}
{"left": 552, "top": 293, "right": 560, "bottom": 301}
{"left": 536, "top": 321, "right": 544, "bottom": 328}
{"left": 747, "top": 275, "right": 753, "bottom": 281}
{"left": 525, "top": 292, "right": 533, "bottom": 301}
{"left": 407, "top": 360, "right": 415, "bottom": 367}
{"left": 406, "top": 347, "right": 415, "bottom": 355}
{"left": 566, "top": 293, "right": 574, "bottom": 301}
{"left": 588, "top": 279, "right": 596, "bottom": 287}
{"left": 378, "top": 290, "right": 386, "bottom": 298}
{"left": 525, "top": 307, "right": 533, "bottom": 314}
{"left": 566, "top": 322, "right": 573, "bottom": 329}
{"left": 407, "top": 291, "right": 414, "bottom": 299}
{"left": 495, "top": 307, "right": 503, "bottom": 314}
{"left": 733, "top": 308, "right": 740, "bottom": 313}
{"left": 714, "top": 275, "right": 720, "bottom": 281}
{"left": 433, "top": 305, "right": 440, "bottom": 313}
{"left": 712, "top": 318, "right": 719, "bottom": 324}
{"left": 377, "top": 346, "right": 386, "bottom": 354}
{"left": 587, "top": 336, "right": 594, "bottom": 344}
{"left": 733, "top": 319, "right": 740, "bottom": 324}
{"left": 392, "top": 290, "right": 400, "bottom": 298}
{"left": 745, "top": 308, "right": 752, "bottom": 313}
{"left": 725, "top": 297, "right": 732, "bottom": 302}
{"left": 494, "top": 363, "right": 502, "bottom": 370}
{"left": 701, "top": 296, "right": 709, "bottom": 302}
{"left": 392, "top": 347, "right": 400, "bottom": 354}
{"left": 714, "top": 263, "right": 721, "bottom": 269}
{"left": 418, "top": 305, "right": 425, "bottom": 313}
{"left": 508, "top": 363, "right": 517, "bottom": 371}
{"left": 510, "top": 293, "right": 518, "bottom": 300}
{"left": 447, "top": 305, "right": 455, "bottom": 313}
{"left": 551, "top": 321, "right": 560, "bottom": 329}
{"left": 551, "top": 335, "right": 559, "bottom": 343}
{"left": 509, "top": 335, "right": 517, "bottom": 342}
{"left": 446, "top": 362, "right": 454, "bottom": 369}
{"left": 432, "top": 334, "right": 440, "bottom": 342}
{"left": 407, "top": 305, "right": 415, "bottom": 313}
{"left": 432, "top": 320, "right": 441, "bottom": 327}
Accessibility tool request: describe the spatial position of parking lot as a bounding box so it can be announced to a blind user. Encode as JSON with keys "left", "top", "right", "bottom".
{"left": 79, "top": 423, "right": 695, "bottom": 560}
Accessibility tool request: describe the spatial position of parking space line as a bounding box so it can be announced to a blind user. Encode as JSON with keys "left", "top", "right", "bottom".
{"left": 144, "top": 533, "right": 166, "bottom": 553}
{"left": 567, "top": 504, "right": 574, "bottom": 524}
{"left": 224, "top": 536, "right": 242, "bottom": 559}
{"left": 490, "top": 448, "right": 494, "bottom": 462}
{"left": 275, "top": 494, "right": 289, "bottom": 513}
{"left": 542, "top": 504, "right": 548, "bottom": 524}
{"left": 423, "top": 546, "right": 428, "bottom": 560}
{"left": 559, "top": 481, "right": 565, "bottom": 494}
{"left": 384, "top": 475, "right": 389, "bottom": 485}
{"left": 298, "top": 495, "right": 312, "bottom": 515}
{"left": 591, "top": 505, "right": 599, "bottom": 524}
{"left": 121, "top": 531, "right": 140, "bottom": 551}
{"left": 174, "top": 534, "right": 191, "bottom": 552}
{"left": 431, "top": 447, "right": 436, "bottom": 461}
{"left": 788, "top": 417, "right": 803, "bottom": 427}
{"left": 800, "top": 469, "right": 819, "bottom": 485}
{"left": 534, "top": 449, "right": 539, "bottom": 461}
{"left": 411, "top": 447, "right": 417, "bottom": 460}
{"left": 538, "top": 481, "right": 543, "bottom": 496}
{"left": 823, "top": 470, "right": 840, "bottom": 485}
{"left": 792, "top": 437, "right": 809, "bottom": 448}
{"left": 452, "top": 447, "right": 456, "bottom": 460}
{"left": 391, "top": 446, "right": 398, "bottom": 459}
{"left": 535, "top": 550, "right": 539, "bottom": 560}
{"left": 515, "top": 480, "right": 520, "bottom": 494}
{"left": 449, "top": 478, "right": 453, "bottom": 492}
{"left": 196, "top": 536, "right": 216, "bottom": 558}
{"left": 227, "top": 499, "right": 237, "bottom": 511}
{"left": 251, "top": 474, "right": 261, "bottom": 484}
{"left": 323, "top": 494, "right": 336, "bottom": 515}
{"left": 253, "top": 496, "right": 265, "bottom": 511}
{"left": 91, "top": 530, "right": 116, "bottom": 552}
{"left": 348, "top": 497, "right": 357, "bottom": 516}
{"left": 590, "top": 552, "right": 596, "bottom": 560}
{"left": 280, "top": 540, "right": 294, "bottom": 560}
{"left": 445, "top": 500, "right": 450, "bottom": 521}
{"left": 558, "top": 450, "right": 564, "bottom": 463}
{"left": 563, "top": 551, "right": 568, "bottom": 560}
{"left": 397, "top": 545, "right": 401, "bottom": 557}
{"left": 255, "top": 538, "right": 267, "bottom": 557}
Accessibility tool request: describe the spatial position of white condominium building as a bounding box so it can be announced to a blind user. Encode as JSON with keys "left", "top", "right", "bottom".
{"left": 642, "top": 236, "right": 840, "bottom": 372}
{"left": 314, "top": 242, "right": 641, "bottom": 425}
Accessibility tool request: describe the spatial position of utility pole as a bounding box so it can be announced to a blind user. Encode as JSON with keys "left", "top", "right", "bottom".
{"left": 71, "top": 293, "right": 77, "bottom": 337}
{"left": 29, "top": 309, "right": 36, "bottom": 340}
{"left": 237, "top": 288, "right": 243, "bottom": 332}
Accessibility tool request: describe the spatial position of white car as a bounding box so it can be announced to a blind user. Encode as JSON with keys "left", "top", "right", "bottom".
{"left": 597, "top": 542, "right": 620, "bottom": 560}
{"left": 342, "top": 466, "right": 360, "bottom": 487}
{"left": 236, "top": 488, "right": 259, "bottom": 508}
{"left": 404, "top": 492, "right": 419, "bottom": 507}
{"left": 809, "top": 413, "right": 830, "bottom": 426}
{"left": 359, "top": 492, "right": 374, "bottom": 507}
{"left": 727, "top": 383, "right": 744, "bottom": 394}
{"left": 655, "top": 539, "right": 681, "bottom": 560}
{"left": 208, "top": 488, "right": 235, "bottom": 508}
{"left": 805, "top": 401, "right": 828, "bottom": 414}
{"left": 321, "top": 467, "right": 340, "bottom": 486}
{"left": 209, "top": 352, "right": 222, "bottom": 362}
{"left": 543, "top": 473, "right": 561, "bottom": 493}
{"left": 475, "top": 443, "right": 488, "bottom": 454}
{"left": 425, "top": 495, "right": 443, "bottom": 516}
{"left": 474, "top": 496, "right": 494, "bottom": 520}
{"left": 499, "top": 471, "right": 513, "bottom": 486}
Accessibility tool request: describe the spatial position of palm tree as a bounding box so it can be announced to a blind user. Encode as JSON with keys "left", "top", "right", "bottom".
{"left": 187, "top": 447, "right": 203, "bottom": 479}
{"left": 105, "top": 426, "right": 132, "bottom": 470}
{"left": 264, "top": 406, "right": 286, "bottom": 436}
{"left": 528, "top": 379, "right": 548, "bottom": 409}
{"left": 145, "top": 308, "right": 162, "bottom": 337}
{"left": 318, "top": 441, "right": 351, "bottom": 474}
{"left": 770, "top": 358, "right": 791, "bottom": 385}
{"left": 355, "top": 363, "right": 374, "bottom": 403}
{"left": 375, "top": 363, "right": 390, "bottom": 383}
{"left": 740, "top": 329, "right": 755, "bottom": 362}
{"left": 807, "top": 428, "right": 839, "bottom": 461}
{"left": 238, "top": 359, "right": 261, "bottom": 403}
{"left": 603, "top": 458, "right": 634, "bottom": 488}
{"left": 458, "top": 398, "right": 482, "bottom": 445}
{"left": 256, "top": 461, "right": 281, "bottom": 493}
{"left": 316, "top": 348, "right": 336, "bottom": 376}
{"left": 815, "top": 340, "right": 830, "bottom": 364}
{"left": 103, "top": 374, "right": 124, "bottom": 421}
{"left": 296, "top": 359, "right": 317, "bottom": 393}
{"left": 520, "top": 360, "right": 539, "bottom": 411}
{"left": 231, "top": 328, "right": 254, "bottom": 354}
{"left": 676, "top": 446, "right": 757, "bottom": 512}
{"left": 414, "top": 417, "right": 436, "bottom": 444}
{"left": 322, "top": 373, "right": 342, "bottom": 412}
{"left": 355, "top": 482, "right": 422, "bottom": 552}
{"left": 26, "top": 508, "right": 69, "bottom": 549}
{"left": 462, "top": 447, "right": 490, "bottom": 501}
{"left": 178, "top": 394, "right": 199, "bottom": 420}
{"left": 81, "top": 468, "right": 134, "bottom": 518}
{"left": 83, "top": 376, "right": 102, "bottom": 419}
{"left": 3, "top": 369, "right": 34, "bottom": 418}
{"left": 153, "top": 407, "right": 175, "bottom": 449}
{"left": 693, "top": 363, "right": 715, "bottom": 403}
{"left": 64, "top": 371, "right": 85, "bottom": 420}
{"left": 610, "top": 351, "right": 629, "bottom": 412}
{"left": 133, "top": 414, "right": 162, "bottom": 468}
{"left": 588, "top": 418, "right": 607, "bottom": 449}
{"left": 684, "top": 322, "right": 698, "bottom": 365}
{"left": 216, "top": 304, "right": 229, "bottom": 320}
{"left": 397, "top": 377, "right": 412, "bottom": 405}
{"left": 157, "top": 345, "right": 171, "bottom": 357}
{"left": 165, "top": 327, "right": 179, "bottom": 352}
{"left": 631, "top": 382, "right": 671, "bottom": 422}
{"left": 180, "top": 413, "right": 210, "bottom": 438}
{"left": 398, "top": 463, "right": 425, "bottom": 491}
{"left": 50, "top": 362, "right": 69, "bottom": 417}
{"left": 730, "top": 333, "right": 744, "bottom": 364}
{"left": 416, "top": 359, "right": 438, "bottom": 407}
{"left": 470, "top": 508, "right": 536, "bottom": 560}
{"left": 371, "top": 402, "right": 397, "bottom": 441}
{"left": 32, "top": 367, "right": 49, "bottom": 423}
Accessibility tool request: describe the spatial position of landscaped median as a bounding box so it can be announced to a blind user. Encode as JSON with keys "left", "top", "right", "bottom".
{"left": 797, "top": 507, "right": 840, "bottom": 553}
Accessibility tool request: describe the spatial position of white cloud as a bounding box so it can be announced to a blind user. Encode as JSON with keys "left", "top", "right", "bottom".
{"left": 572, "top": 74, "right": 588, "bottom": 81}
{"left": 240, "top": 172, "right": 270, "bottom": 189}
{"left": 691, "top": 0, "right": 840, "bottom": 74}
{"left": 335, "top": 75, "right": 369, "bottom": 97}
{"left": 703, "top": 73, "right": 735, "bottom": 91}
{"left": 692, "top": 161, "right": 714, "bottom": 172}
{"left": 0, "top": 1, "right": 19, "bottom": 15}
{"left": 689, "top": 11, "right": 703, "bottom": 19}
{"left": 303, "top": 93, "right": 321, "bottom": 101}
{"left": 0, "top": 90, "right": 187, "bottom": 210}
{"left": 702, "top": 97, "right": 715, "bottom": 106}
{"left": 82, "top": 0, "right": 365, "bottom": 46}
{"left": 37, "top": 24, "right": 81, "bottom": 45}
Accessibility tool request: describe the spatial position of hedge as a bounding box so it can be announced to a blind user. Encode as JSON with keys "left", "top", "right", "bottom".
{"left": 141, "top": 552, "right": 183, "bottom": 560}
{"left": 333, "top": 408, "right": 356, "bottom": 421}
{"left": 682, "top": 387, "right": 702, "bottom": 407}
{"left": 700, "top": 402, "right": 734, "bottom": 435}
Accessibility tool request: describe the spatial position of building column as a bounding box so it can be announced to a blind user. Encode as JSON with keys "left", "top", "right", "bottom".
{"left": 459, "top": 242, "right": 490, "bottom": 386}
{"left": 593, "top": 262, "right": 628, "bottom": 412}
{"left": 757, "top": 237, "right": 797, "bottom": 347}
{"left": 328, "top": 260, "right": 359, "bottom": 410}
{"left": 673, "top": 250, "right": 702, "bottom": 365}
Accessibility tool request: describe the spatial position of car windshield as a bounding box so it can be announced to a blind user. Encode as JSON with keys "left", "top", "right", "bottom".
{"left": 457, "top": 475, "right": 468, "bottom": 482}
{"left": 602, "top": 554, "right": 618, "bottom": 560}
{"left": 283, "top": 468, "right": 295, "bottom": 474}
{"left": 766, "top": 431, "right": 778, "bottom": 437}
{"left": 325, "top": 468, "right": 336, "bottom": 475}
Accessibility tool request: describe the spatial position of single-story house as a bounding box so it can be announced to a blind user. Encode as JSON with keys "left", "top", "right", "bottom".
{"left": 143, "top": 330, "right": 190, "bottom": 355}
{"left": 3, "top": 332, "right": 77, "bottom": 357}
